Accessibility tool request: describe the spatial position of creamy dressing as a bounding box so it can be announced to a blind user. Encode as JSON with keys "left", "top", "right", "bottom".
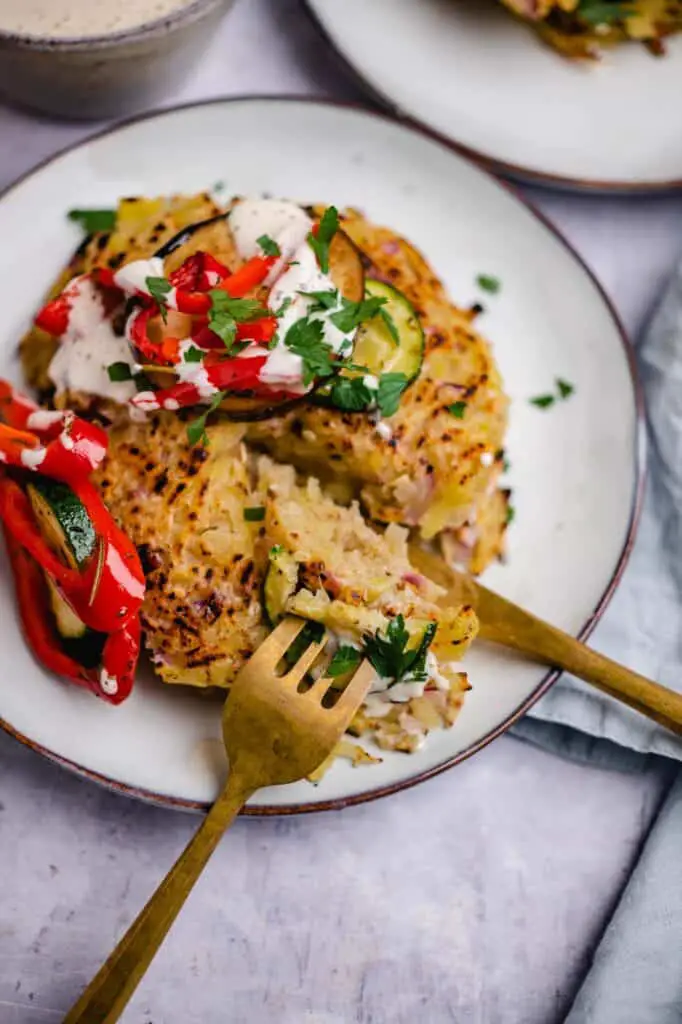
{"left": 48, "top": 276, "right": 136, "bottom": 403}
{"left": 113, "top": 257, "right": 165, "bottom": 296}
{"left": 480, "top": 451, "right": 494, "bottom": 468}
{"left": 376, "top": 421, "right": 393, "bottom": 441}
{"left": 0, "top": 0, "right": 193, "bottom": 39}
{"left": 230, "top": 199, "right": 356, "bottom": 394}
{"left": 366, "top": 650, "right": 450, "bottom": 706}
{"left": 20, "top": 446, "right": 47, "bottom": 470}
{"left": 99, "top": 669, "right": 119, "bottom": 697}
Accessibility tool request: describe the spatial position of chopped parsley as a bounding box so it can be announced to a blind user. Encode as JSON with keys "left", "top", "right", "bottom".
{"left": 183, "top": 345, "right": 204, "bottom": 363}
{"left": 299, "top": 288, "right": 339, "bottom": 311}
{"left": 107, "top": 362, "right": 133, "bottom": 382}
{"left": 327, "top": 646, "right": 362, "bottom": 677}
{"left": 243, "top": 506, "right": 266, "bottom": 522}
{"left": 529, "top": 394, "right": 555, "bottom": 410}
{"left": 326, "top": 376, "right": 374, "bottom": 411}
{"left": 378, "top": 306, "right": 400, "bottom": 345}
{"left": 284, "top": 316, "right": 335, "bottom": 385}
{"left": 476, "top": 274, "right": 501, "bottom": 295}
{"left": 67, "top": 208, "right": 116, "bottom": 234}
{"left": 530, "top": 378, "right": 575, "bottom": 409}
{"left": 212, "top": 180, "right": 226, "bottom": 192}
{"left": 377, "top": 372, "right": 409, "bottom": 418}
{"left": 208, "top": 292, "right": 269, "bottom": 351}
{"left": 269, "top": 545, "right": 283, "bottom": 559}
{"left": 307, "top": 206, "right": 339, "bottom": 274}
{"left": 449, "top": 401, "right": 467, "bottom": 419}
{"left": 329, "top": 295, "right": 387, "bottom": 334}
{"left": 362, "top": 616, "right": 437, "bottom": 686}
{"left": 577, "top": 1, "right": 633, "bottom": 25}
{"left": 186, "top": 390, "right": 226, "bottom": 447}
{"left": 146, "top": 276, "right": 171, "bottom": 322}
{"left": 257, "top": 234, "right": 281, "bottom": 258}
{"left": 273, "top": 296, "right": 293, "bottom": 319}
{"left": 506, "top": 504, "right": 516, "bottom": 525}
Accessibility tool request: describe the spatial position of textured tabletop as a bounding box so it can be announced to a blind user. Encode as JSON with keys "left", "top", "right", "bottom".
{"left": 2, "top": 2, "right": 682, "bottom": 1022}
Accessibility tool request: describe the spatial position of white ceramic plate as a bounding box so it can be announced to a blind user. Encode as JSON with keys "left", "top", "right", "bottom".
{"left": 307, "top": 0, "right": 682, "bottom": 191}
{"left": 0, "top": 98, "right": 642, "bottom": 813}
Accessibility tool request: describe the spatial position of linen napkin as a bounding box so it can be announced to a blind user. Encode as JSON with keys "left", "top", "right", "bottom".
{"left": 513, "top": 259, "right": 682, "bottom": 1023}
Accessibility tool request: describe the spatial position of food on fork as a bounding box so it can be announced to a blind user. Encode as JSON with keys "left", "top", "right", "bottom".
{"left": 499, "top": 0, "right": 682, "bottom": 58}
{"left": 8, "top": 190, "right": 511, "bottom": 759}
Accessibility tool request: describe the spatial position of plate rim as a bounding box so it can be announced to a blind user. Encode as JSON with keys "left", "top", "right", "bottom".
{"left": 303, "top": 0, "right": 682, "bottom": 195}
{"left": 0, "top": 94, "right": 647, "bottom": 815}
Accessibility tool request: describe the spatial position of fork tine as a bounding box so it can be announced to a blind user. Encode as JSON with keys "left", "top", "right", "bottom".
{"left": 331, "top": 660, "right": 376, "bottom": 715}
{"left": 281, "top": 636, "right": 328, "bottom": 684}
{"left": 247, "top": 617, "right": 306, "bottom": 668}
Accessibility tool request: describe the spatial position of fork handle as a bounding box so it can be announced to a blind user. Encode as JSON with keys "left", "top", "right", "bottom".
{"left": 476, "top": 584, "right": 682, "bottom": 735}
{"left": 63, "top": 770, "right": 256, "bottom": 1024}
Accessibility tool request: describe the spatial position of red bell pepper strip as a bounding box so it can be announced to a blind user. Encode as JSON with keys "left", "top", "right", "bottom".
{"left": 169, "top": 251, "right": 231, "bottom": 293}
{"left": 0, "top": 476, "right": 144, "bottom": 635}
{"left": 172, "top": 256, "right": 276, "bottom": 315}
{"left": 191, "top": 316, "right": 278, "bottom": 351}
{"left": 130, "top": 355, "right": 272, "bottom": 412}
{"left": 3, "top": 526, "right": 136, "bottom": 705}
{"left": 0, "top": 381, "right": 108, "bottom": 483}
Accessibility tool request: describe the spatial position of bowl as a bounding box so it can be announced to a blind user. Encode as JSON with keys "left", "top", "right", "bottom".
{"left": 0, "top": 0, "right": 235, "bottom": 120}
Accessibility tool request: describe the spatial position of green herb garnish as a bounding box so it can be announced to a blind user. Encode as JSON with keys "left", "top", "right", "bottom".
{"left": 329, "top": 295, "right": 387, "bottom": 334}
{"left": 557, "top": 378, "right": 575, "bottom": 399}
{"left": 68, "top": 208, "right": 116, "bottom": 234}
{"left": 529, "top": 394, "right": 555, "bottom": 410}
{"left": 183, "top": 345, "right": 204, "bottom": 363}
{"left": 506, "top": 504, "right": 516, "bottom": 525}
{"left": 378, "top": 306, "right": 400, "bottom": 345}
{"left": 208, "top": 292, "right": 268, "bottom": 351}
{"left": 449, "top": 401, "right": 467, "bottom": 419}
{"left": 327, "top": 646, "right": 362, "bottom": 677}
{"left": 577, "top": 0, "right": 633, "bottom": 25}
{"left": 377, "top": 372, "right": 409, "bottom": 418}
{"left": 107, "top": 362, "right": 133, "bottom": 383}
{"left": 257, "top": 234, "right": 281, "bottom": 258}
{"left": 269, "top": 545, "right": 283, "bottom": 559}
{"left": 146, "top": 276, "right": 172, "bottom": 322}
{"left": 476, "top": 274, "right": 501, "bottom": 295}
{"left": 299, "top": 289, "right": 339, "bottom": 311}
{"left": 284, "top": 317, "right": 335, "bottom": 386}
{"left": 243, "top": 506, "right": 266, "bottom": 522}
{"left": 307, "top": 206, "right": 339, "bottom": 274}
{"left": 327, "top": 376, "right": 374, "bottom": 412}
{"left": 186, "top": 391, "right": 226, "bottom": 447}
{"left": 362, "top": 616, "right": 437, "bottom": 685}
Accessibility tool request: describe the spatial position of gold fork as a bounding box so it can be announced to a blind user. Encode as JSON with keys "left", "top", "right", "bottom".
{"left": 64, "top": 617, "right": 374, "bottom": 1024}
{"left": 409, "top": 544, "right": 682, "bottom": 735}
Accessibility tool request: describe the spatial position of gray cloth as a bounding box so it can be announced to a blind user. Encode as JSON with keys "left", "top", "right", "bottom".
{"left": 514, "top": 260, "right": 682, "bottom": 1023}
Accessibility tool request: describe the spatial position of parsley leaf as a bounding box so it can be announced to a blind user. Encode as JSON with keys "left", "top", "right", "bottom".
{"left": 506, "top": 504, "right": 516, "bottom": 525}
{"left": 327, "top": 646, "right": 362, "bottom": 677}
{"left": 449, "top": 401, "right": 467, "bottom": 419}
{"left": 286, "top": 621, "right": 325, "bottom": 668}
{"left": 186, "top": 391, "right": 226, "bottom": 447}
{"left": 529, "top": 394, "right": 555, "bottom": 410}
{"left": 257, "top": 234, "right": 281, "bottom": 258}
{"left": 207, "top": 292, "right": 267, "bottom": 351}
{"left": 362, "top": 616, "right": 437, "bottom": 685}
{"left": 183, "top": 345, "right": 204, "bottom": 363}
{"left": 146, "top": 276, "right": 171, "bottom": 322}
{"left": 107, "top": 362, "right": 133, "bottom": 382}
{"left": 307, "top": 206, "right": 339, "bottom": 274}
{"left": 557, "top": 378, "right": 575, "bottom": 399}
{"left": 377, "top": 372, "right": 409, "bottom": 418}
{"left": 299, "top": 289, "right": 339, "bottom": 311}
{"left": 378, "top": 306, "right": 400, "bottom": 345}
{"left": 476, "top": 274, "right": 501, "bottom": 295}
{"left": 329, "top": 295, "right": 387, "bottom": 334}
{"left": 577, "top": 0, "right": 633, "bottom": 25}
{"left": 269, "top": 545, "right": 283, "bottom": 559}
{"left": 327, "top": 376, "right": 373, "bottom": 411}
{"left": 67, "top": 208, "right": 116, "bottom": 234}
{"left": 284, "top": 317, "right": 335, "bottom": 385}
{"left": 243, "top": 506, "right": 265, "bottom": 522}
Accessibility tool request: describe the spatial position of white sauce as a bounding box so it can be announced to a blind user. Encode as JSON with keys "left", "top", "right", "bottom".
{"left": 26, "top": 410, "right": 64, "bottom": 431}
{"left": 376, "top": 421, "right": 393, "bottom": 441}
{"left": 174, "top": 340, "right": 219, "bottom": 399}
{"left": 480, "top": 451, "right": 494, "bottom": 468}
{"left": 113, "top": 257, "right": 165, "bottom": 296}
{"left": 366, "top": 648, "right": 449, "bottom": 704}
{"left": 230, "top": 199, "right": 356, "bottom": 394}
{"left": 0, "top": 0, "right": 194, "bottom": 39}
{"left": 363, "top": 374, "right": 379, "bottom": 391}
{"left": 20, "top": 446, "right": 47, "bottom": 470}
{"left": 99, "top": 670, "right": 119, "bottom": 697}
{"left": 47, "top": 276, "right": 136, "bottom": 403}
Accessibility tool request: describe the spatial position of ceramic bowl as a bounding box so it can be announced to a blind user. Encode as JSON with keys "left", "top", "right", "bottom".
{"left": 0, "top": 0, "right": 234, "bottom": 120}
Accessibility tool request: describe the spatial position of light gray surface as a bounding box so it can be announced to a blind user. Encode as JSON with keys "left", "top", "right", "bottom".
{"left": 2, "top": 1, "right": 682, "bottom": 1021}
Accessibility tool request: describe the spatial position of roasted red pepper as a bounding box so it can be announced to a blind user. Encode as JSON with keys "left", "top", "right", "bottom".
{"left": 131, "top": 355, "right": 273, "bottom": 413}
{"left": 0, "top": 381, "right": 108, "bottom": 483}
{"left": 4, "top": 527, "right": 138, "bottom": 705}
{"left": 171, "top": 255, "right": 276, "bottom": 315}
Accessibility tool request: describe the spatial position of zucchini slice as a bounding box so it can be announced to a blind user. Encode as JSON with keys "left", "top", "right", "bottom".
{"left": 263, "top": 548, "right": 299, "bottom": 626}
{"left": 27, "top": 479, "right": 98, "bottom": 644}
{"left": 313, "top": 279, "right": 424, "bottom": 409}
